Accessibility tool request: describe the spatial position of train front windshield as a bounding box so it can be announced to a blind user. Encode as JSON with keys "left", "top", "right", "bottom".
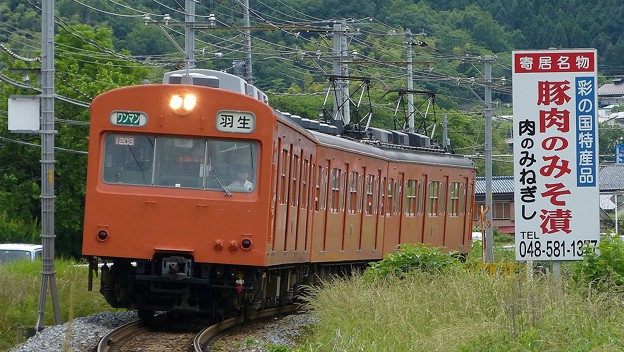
{"left": 102, "top": 133, "right": 258, "bottom": 192}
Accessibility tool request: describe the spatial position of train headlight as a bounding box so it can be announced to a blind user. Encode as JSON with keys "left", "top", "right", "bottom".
{"left": 169, "top": 91, "right": 197, "bottom": 115}
{"left": 97, "top": 230, "right": 109, "bottom": 241}
{"left": 241, "top": 239, "right": 252, "bottom": 250}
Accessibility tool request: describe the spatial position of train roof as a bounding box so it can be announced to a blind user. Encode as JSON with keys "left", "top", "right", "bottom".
{"left": 272, "top": 110, "right": 474, "bottom": 169}
{"left": 310, "top": 131, "right": 475, "bottom": 169}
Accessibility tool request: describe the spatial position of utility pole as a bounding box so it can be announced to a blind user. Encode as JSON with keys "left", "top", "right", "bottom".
{"left": 184, "top": 0, "right": 195, "bottom": 71}
{"left": 243, "top": 0, "right": 253, "bottom": 83}
{"left": 484, "top": 55, "right": 495, "bottom": 263}
{"left": 37, "top": 0, "right": 61, "bottom": 330}
{"left": 405, "top": 29, "right": 414, "bottom": 132}
{"left": 332, "top": 20, "right": 350, "bottom": 125}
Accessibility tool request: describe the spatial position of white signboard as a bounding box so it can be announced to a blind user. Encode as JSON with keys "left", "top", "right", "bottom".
{"left": 512, "top": 49, "right": 599, "bottom": 261}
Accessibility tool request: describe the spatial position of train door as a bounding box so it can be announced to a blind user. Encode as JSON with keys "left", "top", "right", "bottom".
{"left": 344, "top": 167, "right": 363, "bottom": 254}
{"left": 285, "top": 149, "right": 300, "bottom": 253}
{"left": 272, "top": 145, "right": 290, "bottom": 254}
{"left": 295, "top": 155, "right": 311, "bottom": 253}
{"left": 382, "top": 176, "right": 401, "bottom": 254}
{"left": 441, "top": 175, "right": 450, "bottom": 247}
{"left": 444, "top": 177, "right": 466, "bottom": 251}
{"left": 400, "top": 175, "right": 424, "bottom": 245}
{"left": 375, "top": 177, "right": 387, "bottom": 255}
{"left": 311, "top": 161, "right": 329, "bottom": 261}
{"left": 325, "top": 164, "right": 346, "bottom": 259}
{"left": 360, "top": 172, "right": 377, "bottom": 254}
{"left": 423, "top": 176, "right": 437, "bottom": 246}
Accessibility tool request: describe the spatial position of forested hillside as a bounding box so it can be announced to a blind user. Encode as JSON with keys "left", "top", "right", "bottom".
{"left": 1, "top": 0, "right": 622, "bottom": 257}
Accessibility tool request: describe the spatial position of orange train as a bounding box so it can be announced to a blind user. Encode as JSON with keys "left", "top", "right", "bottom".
{"left": 82, "top": 69, "right": 476, "bottom": 321}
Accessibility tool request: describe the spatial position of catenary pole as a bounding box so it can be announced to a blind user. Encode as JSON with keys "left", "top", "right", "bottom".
{"left": 37, "top": 0, "right": 61, "bottom": 330}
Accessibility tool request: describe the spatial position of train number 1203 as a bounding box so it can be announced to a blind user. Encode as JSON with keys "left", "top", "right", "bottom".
{"left": 114, "top": 136, "right": 135, "bottom": 146}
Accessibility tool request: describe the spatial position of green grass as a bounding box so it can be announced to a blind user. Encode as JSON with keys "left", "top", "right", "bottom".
{"left": 298, "top": 271, "right": 624, "bottom": 351}
{"left": 296, "top": 238, "right": 624, "bottom": 351}
{"left": 0, "top": 259, "right": 120, "bottom": 351}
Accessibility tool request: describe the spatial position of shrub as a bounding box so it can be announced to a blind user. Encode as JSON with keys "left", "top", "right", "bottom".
{"left": 363, "top": 243, "right": 463, "bottom": 281}
{"left": 572, "top": 235, "right": 624, "bottom": 290}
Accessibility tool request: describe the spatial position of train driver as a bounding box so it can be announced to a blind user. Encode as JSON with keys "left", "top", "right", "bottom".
{"left": 228, "top": 164, "right": 254, "bottom": 192}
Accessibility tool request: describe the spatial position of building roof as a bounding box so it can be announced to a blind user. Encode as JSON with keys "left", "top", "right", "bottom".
{"left": 475, "top": 176, "right": 514, "bottom": 194}
{"left": 475, "top": 165, "right": 624, "bottom": 195}
{"left": 599, "top": 164, "right": 624, "bottom": 191}
{"left": 598, "top": 80, "right": 624, "bottom": 96}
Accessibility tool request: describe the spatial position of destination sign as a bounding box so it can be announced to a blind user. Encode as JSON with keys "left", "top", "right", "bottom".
{"left": 216, "top": 111, "right": 255, "bottom": 133}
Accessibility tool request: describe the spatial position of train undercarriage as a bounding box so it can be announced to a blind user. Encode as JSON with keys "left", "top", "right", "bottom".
{"left": 88, "top": 254, "right": 367, "bottom": 323}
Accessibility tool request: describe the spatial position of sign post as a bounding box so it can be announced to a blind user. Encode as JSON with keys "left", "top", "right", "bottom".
{"left": 512, "top": 49, "right": 600, "bottom": 269}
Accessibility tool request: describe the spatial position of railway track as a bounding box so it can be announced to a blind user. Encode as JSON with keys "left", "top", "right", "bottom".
{"left": 97, "top": 305, "right": 298, "bottom": 352}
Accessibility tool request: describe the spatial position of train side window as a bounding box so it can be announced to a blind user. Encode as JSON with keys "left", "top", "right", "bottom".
{"left": 404, "top": 179, "right": 417, "bottom": 217}
{"left": 348, "top": 171, "right": 358, "bottom": 214}
{"left": 365, "top": 174, "right": 374, "bottom": 216}
{"left": 320, "top": 166, "right": 328, "bottom": 211}
{"left": 290, "top": 154, "right": 300, "bottom": 207}
{"left": 357, "top": 173, "right": 363, "bottom": 213}
{"left": 427, "top": 181, "right": 440, "bottom": 216}
{"left": 314, "top": 165, "right": 322, "bottom": 211}
{"left": 393, "top": 175, "right": 403, "bottom": 216}
{"left": 279, "top": 149, "right": 288, "bottom": 204}
{"left": 379, "top": 177, "right": 386, "bottom": 216}
{"left": 459, "top": 182, "right": 466, "bottom": 215}
{"left": 440, "top": 179, "right": 447, "bottom": 215}
{"left": 448, "top": 182, "right": 460, "bottom": 216}
{"left": 103, "top": 133, "right": 155, "bottom": 185}
{"left": 386, "top": 178, "right": 394, "bottom": 217}
{"left": 300, "top": 158, "right": 309, "bottom": 210}
{"left": 417, "top": 176, "right": 426, "bottom": 215}
{"left": 329, "top": 168, "right": 341, "bottom": 213}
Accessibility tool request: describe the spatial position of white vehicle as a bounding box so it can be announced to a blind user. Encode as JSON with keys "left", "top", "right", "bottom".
{"left": 0, "top": 243, "right": 43, "bottom": 263}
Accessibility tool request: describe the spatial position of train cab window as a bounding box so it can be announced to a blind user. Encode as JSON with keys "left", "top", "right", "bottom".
{"left": 102, "top": 133, "right": 258, "bottom": 192}
{"left": 154, "top": 137, "right": 207, "bottom": 188}
{"left": 206, "top": 140, "right": 258, "bottom": 193}
{"left": 103, "top": 134, "right": 155, "bottom": 185}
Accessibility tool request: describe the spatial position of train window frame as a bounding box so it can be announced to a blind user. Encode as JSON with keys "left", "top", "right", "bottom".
{"left": 448, "top": 182, "right": 460, "bottom": 216}
{"left": 459, "top": 182, "right": 466, "bottom": 215}
{"left": 393, "top": 176, "right": 403, "bottom": 216}
{"left": 279, "top": 149, "right": 289, "bottom": 204}
{"left": 101, "top": 133, "right": 259, "bottom": 192}
{"left": 365, "top": 174, "right": 374, "bottom": 216}
{"left": 404, "top": 179, "right": 417, "bottom": 217}
{"left": 379, "top": 177, "right": 386, "bottom": 216}
{"left": 427, "top": 181, "right": 440, "bottom": 216}
{"left": 386, "top": 178, "right": 394, "bottom": 217}
{"left": 348, "top": 171, "right": 358, "bottom": 215}
{"left": 300, "top": 157, "right": 310, "bottom": 210}
{"left": 329, "top": 168, "right": 341, "bottom": 213}
{"left": 290, "top": 153, "right": 300, "bottom": 207}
